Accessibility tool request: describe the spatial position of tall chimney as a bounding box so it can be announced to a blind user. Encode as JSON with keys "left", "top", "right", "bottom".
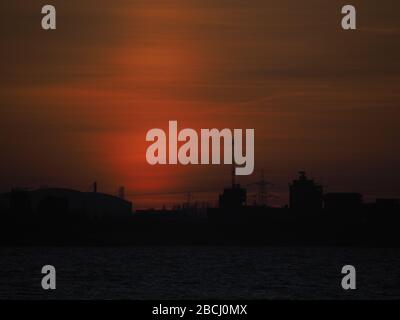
{"left": 118, "top": 186, "right": 125, "bottom": 199}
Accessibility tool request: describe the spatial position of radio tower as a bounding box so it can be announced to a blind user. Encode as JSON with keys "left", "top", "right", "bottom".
{"left": 247, "top": 170, "right": 273, "bottom": 206}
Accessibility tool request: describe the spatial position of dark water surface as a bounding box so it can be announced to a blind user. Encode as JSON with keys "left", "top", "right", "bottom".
{"left": 0, "top": 246, "right": 399, "bottom": 299}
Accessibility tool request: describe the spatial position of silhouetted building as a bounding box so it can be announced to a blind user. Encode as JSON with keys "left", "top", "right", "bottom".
{"left": 0, "top": 188, "right": 132, "bottom": 220}
{"left": 0, "top": 193, "right": 9, "bottom": 214}
{"left": 37, "top": 196, "right": 68, "bottom": 218}
{"left": 324, "top": 193, "right": 363, "bottom": 211}
{"left": 375, "top": 199, "right": 400, "bottom": 212}
{"left": 289, "top": 171, "right": 323, "bottom": 210}
{"left": 9, "top": 190, "right": 32, "bottom": 216}
{"left": 219, "top": 184, "right": 247, "bottom": 209}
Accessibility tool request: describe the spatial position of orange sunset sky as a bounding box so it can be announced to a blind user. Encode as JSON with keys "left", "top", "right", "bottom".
{"left": 1, "top": 0, "right": 400, "bottom": 208}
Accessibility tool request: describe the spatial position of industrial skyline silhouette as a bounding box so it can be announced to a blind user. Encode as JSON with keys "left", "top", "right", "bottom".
{"left": 1, "top": 170, "right": 399, "bottom": 247}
